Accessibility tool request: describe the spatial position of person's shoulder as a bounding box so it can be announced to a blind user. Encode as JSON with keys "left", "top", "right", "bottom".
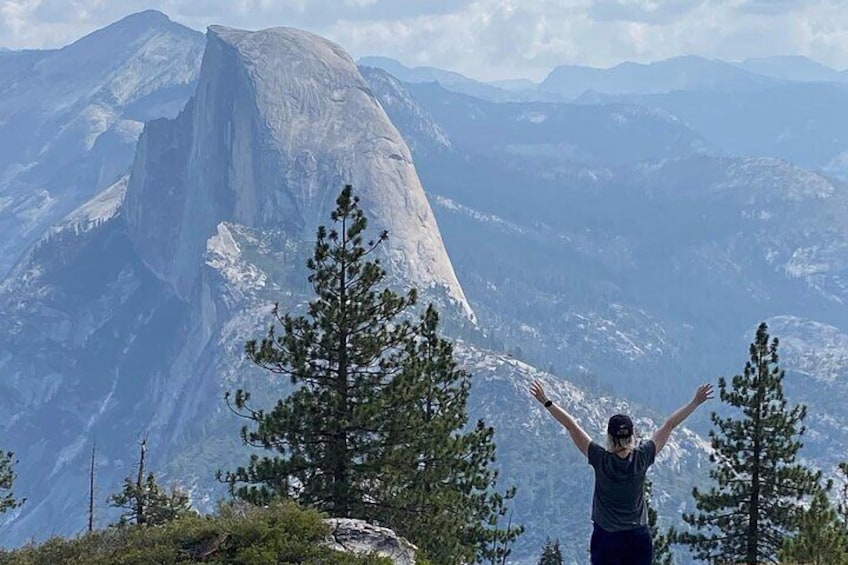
{"left": 588, "top": 440, "right": 606, "bottom": 467}
{"left": 638, "top": 439, "right": 657, "bottom": 464}
{"left": 589, "top": 440, "right": 606, "bottom": 453}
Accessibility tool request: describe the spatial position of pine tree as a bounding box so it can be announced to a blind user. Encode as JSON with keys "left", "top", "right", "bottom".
{"left": 780, "top": 480, "right": 848, "bottom": 565}
{"left": 676, "top": 322, "right": 820, "bottom": 564}
{"left": 108, "top": 473, "right": 193, "bottom": 527}
{"left": 108, "top": 439, "right": 192, "bottom": 526}
{"left": 221, "top": 185, "right": 417, "bottom": 516}
{"left": 538, "top": 537, "right": 563, "bottom": 565}
{"left": 646, "top": 477, "right": 674, "bottom": 565}
{"left": 221, "top": 185, "right": 521, "bottom": 563}
{"left": 0, "top": 451, "right": 24, "bottom": 516}
{"left": 376, "top": 305, "right": 522, "bottom": 563}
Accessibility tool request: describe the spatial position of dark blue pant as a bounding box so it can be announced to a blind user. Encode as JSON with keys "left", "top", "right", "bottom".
{"left": 590, "top": 523, "right": 653, "bottom": 565}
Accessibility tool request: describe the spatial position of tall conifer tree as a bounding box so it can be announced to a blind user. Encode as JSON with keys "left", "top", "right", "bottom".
{"left": 676, "top": 323, "right": 819, "bottom": 564}
{"left": 222, "top": 186, "right": 520, "bottom": 562}
{"left": 222, "top": 186, "right": 417, "bottom": 516}
{"left": 780, "top": 480, "right": 848, "bottom": 565}
{"left": 376, "top": 305, "right": 522, "bottom": 563}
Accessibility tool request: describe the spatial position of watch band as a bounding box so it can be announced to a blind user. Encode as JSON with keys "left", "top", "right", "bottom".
{"left": 544, "top": 400, "right": 553, "bottom": 408}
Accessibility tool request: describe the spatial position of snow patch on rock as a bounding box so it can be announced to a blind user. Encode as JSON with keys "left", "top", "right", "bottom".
{"left": 519, "top": 111, "right": 547, "bottom": 124}
{"left": 721, "top": 158, "right": 835, "bottom": 201}
{"left": 433, "top": 195, "right": 527, "bottom": 235}
{"left": 205, "top": 223, "right": 267, "bottom": 303}
{"left": 767, "top": 316, "right": 848, "bottom": 384}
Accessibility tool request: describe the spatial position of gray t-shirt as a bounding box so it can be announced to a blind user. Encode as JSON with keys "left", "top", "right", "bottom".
{"left": 587, "top": 439, "right": 656, "bottom": 532}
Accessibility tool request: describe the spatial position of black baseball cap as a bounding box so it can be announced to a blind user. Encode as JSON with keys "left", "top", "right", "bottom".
{"left": 607, "top": 414, "right": 633, "bottom": 439}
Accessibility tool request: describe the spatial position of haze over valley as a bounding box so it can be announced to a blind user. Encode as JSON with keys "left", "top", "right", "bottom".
{"left": 2, "top": 5, "right": 848, "bottom": 563}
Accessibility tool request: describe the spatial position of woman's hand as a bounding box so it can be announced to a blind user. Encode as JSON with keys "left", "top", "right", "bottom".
{"left": 530, "top": 380, "right": 549, "bottom": 405}
{"left": 693, "top": 383, "right": 714, "bottom": 406}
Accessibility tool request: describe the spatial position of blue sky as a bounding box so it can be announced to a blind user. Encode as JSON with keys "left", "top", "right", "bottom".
{"left": 1, "top": 0, "right": 847, "bottom": 81}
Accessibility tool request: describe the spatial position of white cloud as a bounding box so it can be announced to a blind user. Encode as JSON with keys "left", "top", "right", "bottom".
{"left": 589, "top": 0, "right": 703, "bottom": 24}
{"left": 1, "top": 0, "right": 847, "bottom": 81}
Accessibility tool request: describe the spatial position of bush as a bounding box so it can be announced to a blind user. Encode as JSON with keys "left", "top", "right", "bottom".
{"left": 0, "top": 501, "right": 392, "bottom": 565}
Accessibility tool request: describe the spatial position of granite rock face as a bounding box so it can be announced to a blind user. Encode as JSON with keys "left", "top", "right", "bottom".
{"left": 324, "top": 519, "right": 418, "bottom": 565}
{"left": 124, "top": 25, "right": 472, "bottom": 319}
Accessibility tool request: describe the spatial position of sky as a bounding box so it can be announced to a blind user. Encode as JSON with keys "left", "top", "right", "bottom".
{"left": 1, "top": 0, "right": 847, "bottom": 81}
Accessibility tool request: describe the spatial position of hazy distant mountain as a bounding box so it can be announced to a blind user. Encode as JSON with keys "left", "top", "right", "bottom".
{"left": 357, "top": 67, "right": 453, "bottom": 157}
{"left": 434, "top": 151, "right": 848, "bottom": 474}
{"left": 541, "top": 55, "right": 781, "bottom": 99}
{"left": 736, "top": 55, "right": 846, "bottom": 83}
{"left": 0, "top": 10, "right": 203, "bottom": 277}
{"left": 367, "top": 72, "right": 848, "bottom": 485}
{"left": 575, "top": 81, "right": 848, "bottom": 171}
{"left": 358, "top": 55, "right": 506, "bottom": 99}
{"left": 0, "top": 48, "right": 52, "bottom": 78}
{"left": 489, "top": 78, "right": 538, "bottom": 91}
{"left": 398, "top": 80, "right": 711, "bottom": 166}
{"left": 358, "top": 55, "right": 557, "bottom": 102}
{"left": 358, "top": 55, "right": 467, "bottom": 84}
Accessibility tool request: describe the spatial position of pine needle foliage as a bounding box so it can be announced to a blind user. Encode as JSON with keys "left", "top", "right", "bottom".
{"left": 0, "top": 451, "right": 24, "bottom": 516}
{"left": 676, "top": 323, "right": 820, "bottom": 564}
{"left": 220, "top": 185, "right": 521, "bottom": 563}
{"left": 646, "top": 477, "right": 674, "bottom": 565}
{"left": 780, "top": 479, "right": 848, "bottom": 565}
{"left": 537, "top": 537, "right": 563, "bottom": 565}
{"left": 108, "top": 473, "right": 193, "bottom": 527}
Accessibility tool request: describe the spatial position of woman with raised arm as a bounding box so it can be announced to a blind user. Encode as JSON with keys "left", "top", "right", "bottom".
{"left": 530, "top": 380, "right": 714, "bottom": 565}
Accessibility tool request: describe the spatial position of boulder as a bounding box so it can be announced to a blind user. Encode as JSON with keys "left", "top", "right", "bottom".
{"left": 324, "top": 518, "right": 418, "bottom": 564}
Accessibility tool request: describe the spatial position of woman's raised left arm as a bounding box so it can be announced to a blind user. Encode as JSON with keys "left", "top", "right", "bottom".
{"left": 530, "top": 380, "right": 592, "bottom": 457}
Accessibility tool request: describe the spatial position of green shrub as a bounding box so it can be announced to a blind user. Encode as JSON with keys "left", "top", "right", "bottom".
{"left": 0, "top": 501, "right": 392, "bottom": 565}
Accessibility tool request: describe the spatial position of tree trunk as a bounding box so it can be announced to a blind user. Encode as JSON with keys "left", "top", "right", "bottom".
{"left": 746, "top": 358, "right": 765, "bottom": 565}
{"left": 332, "top": 217, "right": 350, "bottom": 518}
{"left": 135, "top": 438, "right": 147, "bottom": 525}
{"left": 88, "top": 442, "right": 95, "bottom": 533}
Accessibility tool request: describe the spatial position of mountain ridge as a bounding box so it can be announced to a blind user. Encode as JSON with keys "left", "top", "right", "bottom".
{"left": 541, "top": 54, "right": 782, "bottom": 99}
{"left": 0, "top": 10, "right": 204, "bottom": 278}
{"left": 736, "top": 55, "right": 846, "bottom": 82}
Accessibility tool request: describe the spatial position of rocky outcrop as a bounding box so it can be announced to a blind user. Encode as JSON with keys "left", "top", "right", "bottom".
{"left": 324, "top": 519, "right": 417, "bottom": 565}
{"left": 124, "top": 25, "right": 473, "bottom": 320}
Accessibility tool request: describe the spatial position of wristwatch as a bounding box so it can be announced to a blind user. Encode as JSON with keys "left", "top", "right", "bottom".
{"left": 544, "top": 400, "right": 553, "bottom": 408}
